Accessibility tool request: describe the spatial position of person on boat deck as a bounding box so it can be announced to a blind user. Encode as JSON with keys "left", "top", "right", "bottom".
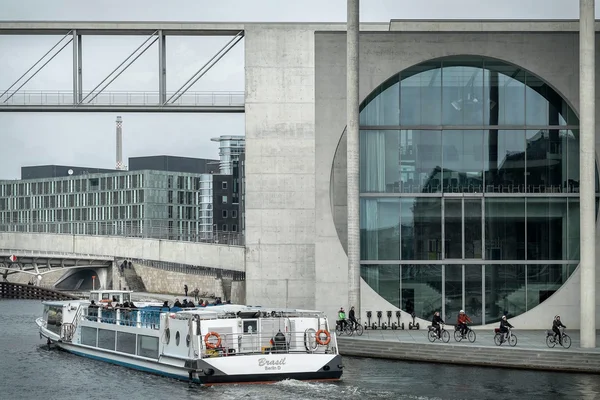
{"left": 457, "top": 310, "right": 472, "bottom": 337}
{"left": 161, "top": 301, "right": 170, "bottom": 311}
{"left": 431, "top": 311, "right": 444, "bottom": 338}
{"left": 187, "top": 299, "right": 195, "bottom": 307}
{"left": 498, "top": 315, "right": 513, "bottom": 343}
{"left": 338, "top": 307, "right": 347, "bottom": 329}
{"left": 106, "top": 301, "right": 114, "bottom": 310}
{"left": 348, "top": 306, "right": 358, "bottom": 329}
{"left": 174, "top": 298, "right": 182, "bottom": 308}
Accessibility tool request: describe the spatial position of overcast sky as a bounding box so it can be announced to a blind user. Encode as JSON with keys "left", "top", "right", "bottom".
{"left": 0, "top": 0, "right": 590, "bottom": 179}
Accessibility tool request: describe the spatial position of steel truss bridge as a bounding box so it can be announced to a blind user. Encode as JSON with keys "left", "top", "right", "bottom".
{"left": 0, "top": 21, "right": 245, "bottom": 112}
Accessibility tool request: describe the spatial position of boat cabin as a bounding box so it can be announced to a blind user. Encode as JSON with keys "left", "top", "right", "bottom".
{"left": 90, "top": 289, "right": 132, "bottom": 304}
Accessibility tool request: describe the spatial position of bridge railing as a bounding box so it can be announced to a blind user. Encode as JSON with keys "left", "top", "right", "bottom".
{"left": 0, "top": 90, "right": 245, "bottom": 107}
{"left": 0, "top": 248, "right": 114, "bottom": 260}
{"left": 0, "top": 219, "right": 245, "bottom": 246}
{"left": 0, "top": 281, "right": 78, "bottom": 300}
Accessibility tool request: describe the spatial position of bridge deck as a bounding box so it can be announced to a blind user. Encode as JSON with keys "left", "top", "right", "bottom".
{"left": 0, "top": 282, "right": 79, "bottom": 301}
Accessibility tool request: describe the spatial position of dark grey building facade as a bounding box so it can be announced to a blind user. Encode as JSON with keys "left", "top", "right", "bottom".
{"left": 212, "top": 174, "right": 238, "bottom": 237}
{"left": 21, "top": 165, "right": 117, "bottom": 179}
{"left": 128, "top": 156, "right": 220, "bottom": 175}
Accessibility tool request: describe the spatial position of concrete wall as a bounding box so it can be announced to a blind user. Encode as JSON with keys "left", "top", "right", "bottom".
{"left": 315, "top": 30, "right": 600, "bottom": 328}
{"left": 131, "top": 262, "right": 224, "bottom": 299}
{"left": 244, "top": 25, "right": 318, "bottom": 309}
{"left": 0, "top": 232, "right": 245, "bottom": 272}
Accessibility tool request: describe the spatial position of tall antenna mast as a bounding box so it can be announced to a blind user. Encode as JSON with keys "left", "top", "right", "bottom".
{"left": 116, "top": 116, "right": 124, "bottom": 170}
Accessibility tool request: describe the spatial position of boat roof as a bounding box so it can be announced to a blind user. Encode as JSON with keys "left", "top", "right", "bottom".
{"left": 176, "top": 304, "right": 326, "bottom": 317}
{"left": 90, "top": 289, "right": 133, "bottom": 294}
{"left": 43, "top": 300, "right": 89, "bottom": 307}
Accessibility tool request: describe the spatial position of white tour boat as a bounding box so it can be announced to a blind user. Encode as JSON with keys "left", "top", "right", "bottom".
{"left": 36, "top": 290, "right": 343, "bottom": 385}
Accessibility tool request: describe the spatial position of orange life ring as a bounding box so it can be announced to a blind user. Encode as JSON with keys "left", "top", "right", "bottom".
{"left": 204, "top": 332, "right": 221, "bottom": 349}
{"left": 315, "top": 329, "right": 331, "bottom": 346}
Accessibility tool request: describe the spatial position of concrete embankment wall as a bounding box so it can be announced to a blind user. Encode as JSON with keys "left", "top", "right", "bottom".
{"left": 131, "top": 262, "right": 225, "bottom": 299}
{"left": 337, "top": 338, "right": 600, "bottom": 374}
{"left": 7, "top": 269, "right": 67, "bottom": 286}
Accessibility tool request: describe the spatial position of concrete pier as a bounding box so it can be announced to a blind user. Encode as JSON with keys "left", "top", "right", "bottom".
{"left": 346, "top": 0, "right": 360, "bottom": 316}
{"left": 338, "top": 330, "right": 600, "bottom": 374}
{"left": 579, "top": 0, "right": 596, "bottom": 349}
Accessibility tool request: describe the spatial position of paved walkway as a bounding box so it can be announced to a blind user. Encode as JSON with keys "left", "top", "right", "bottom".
{"left": 343, "top": 328, "right": 600, "bottom": 352}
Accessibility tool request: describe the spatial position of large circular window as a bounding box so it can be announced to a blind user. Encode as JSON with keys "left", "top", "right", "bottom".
{"left": 331, "top": 56, "right": 597, "bottom": 325}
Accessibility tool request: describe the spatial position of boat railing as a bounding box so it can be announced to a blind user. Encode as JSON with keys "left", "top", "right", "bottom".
{"left": 200, "top": 330, "right": 338, "bottom": 358}
{"left": 82, "top": 306, "right": 162, "bottom": 330}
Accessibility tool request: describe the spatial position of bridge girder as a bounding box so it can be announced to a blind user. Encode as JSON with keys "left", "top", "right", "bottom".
{"left": 0, "top": 21, "right": 245, "bottom": 113}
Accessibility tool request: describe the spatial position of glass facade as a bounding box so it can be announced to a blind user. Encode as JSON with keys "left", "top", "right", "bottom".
{"left": 358, "top": 56, "right": 595, "bottom": 324}
{"left": 0, "top": 170, "right": 214, "bottom": 241}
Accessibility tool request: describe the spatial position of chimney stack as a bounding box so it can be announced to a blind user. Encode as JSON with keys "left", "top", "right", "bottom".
{"left": 116, "top": 116, "right": 123, "bottom": 170}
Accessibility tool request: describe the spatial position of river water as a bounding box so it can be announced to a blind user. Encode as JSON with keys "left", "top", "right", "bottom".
{"left": 1, "top": 300, "right": 599, "bottom": 400}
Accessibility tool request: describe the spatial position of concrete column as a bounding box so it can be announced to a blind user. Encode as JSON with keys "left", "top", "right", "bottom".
{"left": 347, "top": 0, "right": 361, "bottom": 316}
{"left": 579, "top": 0, "right": 596, "bottom": 348}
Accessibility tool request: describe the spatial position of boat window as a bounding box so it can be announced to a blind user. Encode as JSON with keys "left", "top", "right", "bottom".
{"left": 81, "top": 327, "right": 97, "bottom": 347}
{"left": 116, "top": 332, "right": 136, "bottom": 355}
{"left": 175, "top": 331, "right": 180, "bottom": 346}
{"left": 165, "top": 328, "right": 170, "bottom": 344}
{"left": 46, "top": 306, "right": 63, "bottom": 335}
{"left": 98, "top": 329, "right": 116, "bottom": 351}
{"left": 90, "top": 293, "right": 99, "bottom": 302}
{"left": 186, "top": 334, "right": 190, "bottom": 348}
{"left": 102, "top": 293, "right": 110, "bottom": 300}
{"left": 138, "top": 335, "right": 159, "bottom": 359}
{"left": 243, "top": 320, "right": 258, "bottom": 334}
{"left": 123, "top": 293, "right": 131, "bottom": 302}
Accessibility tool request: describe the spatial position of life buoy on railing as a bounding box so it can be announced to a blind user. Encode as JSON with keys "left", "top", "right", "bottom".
{"left": 204, "top": 332, "right": 221, "bottom": 349}
{"left": 315, "top": 329, "right": 331, "bottom": 346}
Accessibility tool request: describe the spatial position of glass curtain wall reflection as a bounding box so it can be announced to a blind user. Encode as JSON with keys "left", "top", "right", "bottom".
{"left": 357, "top": 56, "right": 592, "bottom": 324}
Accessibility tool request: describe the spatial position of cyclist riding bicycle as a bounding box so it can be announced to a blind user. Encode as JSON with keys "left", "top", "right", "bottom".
{"left": 552, "top": 315, "right": 566, "bottom": 346}
{"left": 432, "top": 311, "right": 444, "bottom": 339}
{"left": 457, "top": 309, "right": 472, "bottom": 337}
{"left": 498, "top": 315, "right": 513, "bottom": 343}
{"left": 348, "top": 306, "right": 358, "bottom": 330}
{"left": 338, "top": 307, "right": 347, "bottom": 330}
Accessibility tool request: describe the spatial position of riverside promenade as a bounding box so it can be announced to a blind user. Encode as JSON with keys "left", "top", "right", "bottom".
{"left": 337, "top": 328, "right": 600, "bottom": 374}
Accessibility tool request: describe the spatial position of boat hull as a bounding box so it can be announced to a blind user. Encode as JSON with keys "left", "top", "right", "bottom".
{"left": 52, "top": 341, "right": 342, "bottom": 385}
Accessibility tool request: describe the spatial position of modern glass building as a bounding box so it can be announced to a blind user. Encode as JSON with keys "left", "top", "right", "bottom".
{"left": 211, "top": 135, "right": 246, "bottom": 175}
{"left": 356, "top": 56, "right": 592, "bottom": 324}
{"left": 0, "top": 170, "right": 215, "bottom": 241}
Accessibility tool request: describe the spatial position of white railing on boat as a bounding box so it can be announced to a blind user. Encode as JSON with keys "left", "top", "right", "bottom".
{"left": 199, "top": 330, "right": 339, "bottom": 358}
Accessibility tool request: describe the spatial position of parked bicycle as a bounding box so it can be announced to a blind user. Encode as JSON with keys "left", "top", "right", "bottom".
{"left": 454, "top": 324, "right": 476, "bottom": 343}
{"left": 546, "top": 328, "right": 571, "bottom": 349}
{"left": 494, "top": 327, "right": 517, "bottom": 346}
{"left": 428, "top": 323, "right": 450, "bottom": 343}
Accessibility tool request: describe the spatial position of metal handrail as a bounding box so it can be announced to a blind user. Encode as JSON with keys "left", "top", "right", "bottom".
{"left": 0, "top": 90, "right": 245, "bottom": 107}
{"left": 0, "top": 220, "right": 244, "bottom": 246}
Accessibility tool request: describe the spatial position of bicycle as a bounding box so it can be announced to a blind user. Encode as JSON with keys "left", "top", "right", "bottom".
{"left": 454, "top": 324, "right": 476, "bottom": 343}
{"left": 428, "top": 324, "right": 450, "bottom": 343}
{"left": 545, "top": 328, "right": 571, "bottom": 349}
{"left": 494, "top": 327, "right": 517, "bottom": 347}
{"left": 335, "top": 319, "right": 352, "bottom": 336}
{"left": 347, "top": 319, "right": 364, "bottom": 336}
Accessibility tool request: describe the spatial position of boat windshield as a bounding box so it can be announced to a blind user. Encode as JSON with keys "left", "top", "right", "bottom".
{"left": 44, "top": 305, "right": 63, "bottom": 335}
{"left": 123, "top": 293, "right": 131, "bottom": 302}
